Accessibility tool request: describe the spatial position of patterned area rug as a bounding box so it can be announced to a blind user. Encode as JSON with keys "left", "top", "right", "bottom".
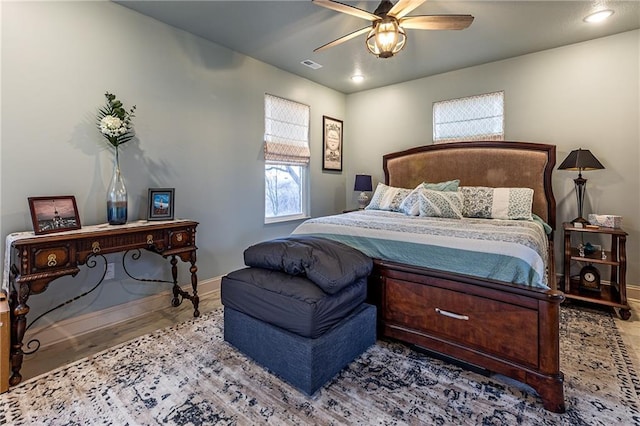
{"left": 1, "top": 306, "right": 639, "bottom": 425}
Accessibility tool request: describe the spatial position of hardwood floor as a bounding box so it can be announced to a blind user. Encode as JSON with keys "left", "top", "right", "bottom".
{"left": 14, "top": 294, "right": 640, "bottom": 384}
{"left": 19, "top": 294, "right": 222, "bottom": 382}
{"left": 614, "top": 298, "right": 640, "bottom": 363}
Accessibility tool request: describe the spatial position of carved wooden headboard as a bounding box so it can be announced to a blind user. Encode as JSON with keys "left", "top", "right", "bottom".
{"left": 383, "top": 141, "right": 557, "bottom": 230}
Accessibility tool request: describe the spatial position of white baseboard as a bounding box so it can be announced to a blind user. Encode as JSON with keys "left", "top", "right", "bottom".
{"left": 25, "top": 276, "right": 222, "bottom": 350}
{"left": 627, "top": 285, "right": 640, "bottom": 301}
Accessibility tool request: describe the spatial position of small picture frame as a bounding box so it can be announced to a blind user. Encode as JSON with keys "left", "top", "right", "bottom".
{"left": 28, "top": 196, "right": 81, "bottom": 235}
{"left": 322, "top": 115, "right": 343, "bottom": 172}
{"left": 147, "top": 188, "right": 175, "bottom": 221}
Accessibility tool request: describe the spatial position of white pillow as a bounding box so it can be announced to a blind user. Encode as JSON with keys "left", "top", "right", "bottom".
{"left": 418, "top": 190, "right": 463, "bottom": 219}
{"left": 460, "top": 186, "right": 534, "bottom": 220}
{"left": 365, "top": 183, "right": 411, "bottom": 212}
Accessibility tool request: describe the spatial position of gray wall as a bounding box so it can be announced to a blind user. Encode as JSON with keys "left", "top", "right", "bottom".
{"left": 1, "top": 1, "right": 346, "bottom": 321}
{"left": 344, "top": 30, "right": 640, "bottom": 285}
{"left": 2, "top": 2, "right": 638, "bottom": 327}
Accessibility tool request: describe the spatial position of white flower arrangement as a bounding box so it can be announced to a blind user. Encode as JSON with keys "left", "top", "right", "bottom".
{"left": 97, "top": 92, "right": 136, "bottom": 151}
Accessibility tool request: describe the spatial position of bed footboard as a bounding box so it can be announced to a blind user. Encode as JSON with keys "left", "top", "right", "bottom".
{"left": 368, "top": 259, "right": 566, "bottom": 413}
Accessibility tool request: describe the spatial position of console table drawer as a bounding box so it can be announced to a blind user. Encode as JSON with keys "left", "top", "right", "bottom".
{"left": 168, "top": 228, "right": 193, "bottom": 248}
{"left": 32, "top": 245, "right": 71, "bottom": 272}
{"left": 384, "top": 277, "right": 539, "bottom": 367}
{"left": 77, "top": 230, "right": 165, "bottom": 255}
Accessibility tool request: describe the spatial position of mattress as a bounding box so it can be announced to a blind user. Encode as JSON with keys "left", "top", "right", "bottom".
{"left": 221, "top": 267, "right": 367, "bottom": 339}
{"left": 292, "top": 210, "right": 550, "bottom": 289}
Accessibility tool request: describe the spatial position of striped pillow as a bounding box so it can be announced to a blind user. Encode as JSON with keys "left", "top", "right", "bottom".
{"left": 400, "top": 180, "right": 461, "bottom": 216}
{"left": 365, "top": 183, "right": 411, "bottom": 212}
{"left": 418, "top": 189, "right": 463, "bottom": 219}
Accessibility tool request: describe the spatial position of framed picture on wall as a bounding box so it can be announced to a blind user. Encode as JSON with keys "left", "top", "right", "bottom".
{"left": 147, "top": 188, "right": 175, "bottom": 221}
{"left": 322, "top": 116, "right": 343, "bottom": 172}
{"left": 28, "top": 195, "right": 81, "bottom": 235}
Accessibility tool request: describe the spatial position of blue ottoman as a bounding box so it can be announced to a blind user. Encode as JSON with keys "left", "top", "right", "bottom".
{"left": 221, "top": 236, "right": 376, "bottom": 395}
{"left": 223, "top": 303, "right": 376, "bottom": 395}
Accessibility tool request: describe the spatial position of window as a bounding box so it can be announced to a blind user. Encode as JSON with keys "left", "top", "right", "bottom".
{"left": 433, "top": 91, "right": 504, "bottom": 143}
{"left": 264, "top": 94, "right": 310, "bottom": 223}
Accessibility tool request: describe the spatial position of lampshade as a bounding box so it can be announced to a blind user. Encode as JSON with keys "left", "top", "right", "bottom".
{"left": 558, "top": 148, "right": 604, "bottom": 224}
{"left": 558, "top": 149, "right": 605, "bottom": 174}
{"left": 354, "top": 174, "right": 373, "bottom": 192}
{"left": 366, "top": 17, "right": 406, "bottom": 58}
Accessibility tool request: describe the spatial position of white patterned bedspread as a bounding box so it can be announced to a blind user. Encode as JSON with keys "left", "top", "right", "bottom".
{"left": 291, "top": 210, "right": 550, "bottom": 289}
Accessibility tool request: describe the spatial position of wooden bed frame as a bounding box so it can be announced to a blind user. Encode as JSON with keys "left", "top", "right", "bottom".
{"left": 366, "top": 141, "right": 566, "bottom": 413}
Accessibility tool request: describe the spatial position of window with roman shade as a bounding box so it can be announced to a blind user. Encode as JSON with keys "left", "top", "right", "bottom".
{"left": 433, "top": 91, "right": 504, "bottom": 143}
{"left": 264, "top": 94, "right": 310, "bottom": 222}
{"left": 264, "top": 94, "right": 310, "bottom": 165}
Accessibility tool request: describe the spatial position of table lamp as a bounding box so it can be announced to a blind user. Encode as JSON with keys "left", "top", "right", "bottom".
{"left": 354, "top": 174, "right": 373, "bottom": 209}
{"left": 558, "top": 148, "right": 604, "bottom": 224}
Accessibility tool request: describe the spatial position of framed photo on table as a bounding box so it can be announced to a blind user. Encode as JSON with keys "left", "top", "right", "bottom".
{"left": 322, "top": 116, "right": 343, "bottom": 172}
{"left": 28, "top": 195, "right": 81, "bottom": 235}
{"left": 148, "top": 188, "right": 175, "bottom": 221}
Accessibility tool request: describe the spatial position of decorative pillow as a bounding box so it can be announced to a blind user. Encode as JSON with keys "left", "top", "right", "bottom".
{"left": 399, "top": 179, "right": 461, "bottom": 216}
{"left": 418, "top": 189, "right": 463, "bottom": 219}
{"left": 460, "top": 186, "right": 534, "bottom": 220}
{"left": 365, "top": 183, "right": 411, "bottom": 212}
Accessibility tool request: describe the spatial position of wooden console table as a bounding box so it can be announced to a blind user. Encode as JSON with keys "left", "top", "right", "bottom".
{"left": 3, "top": 219, "right": 199, "bottom": 386}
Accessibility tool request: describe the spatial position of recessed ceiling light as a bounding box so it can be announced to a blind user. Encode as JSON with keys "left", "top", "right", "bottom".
{"left": 351, "top": 74, "right": 364, "bottom": 83}
{"left": 584, "top": 9, "right": 614, "bottom": 23}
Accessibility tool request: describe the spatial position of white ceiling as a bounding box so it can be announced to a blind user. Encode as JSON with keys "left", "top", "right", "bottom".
{"left": 116, "top": 1, "right": 640, "bottom": 94}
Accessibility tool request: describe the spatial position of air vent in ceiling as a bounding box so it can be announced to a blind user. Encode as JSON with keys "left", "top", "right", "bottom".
{"left": 301, "top": 59, "right": 323, "bottom": 70}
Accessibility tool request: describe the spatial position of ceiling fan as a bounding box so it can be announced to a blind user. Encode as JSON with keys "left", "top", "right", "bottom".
{"left": 313, "top": 0, "right": 474, "bottom": 58}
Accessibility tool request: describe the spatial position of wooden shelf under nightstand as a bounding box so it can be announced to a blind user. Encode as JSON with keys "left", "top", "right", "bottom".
{"left": 562, "top": 222, "right": 630, "bottom": 320}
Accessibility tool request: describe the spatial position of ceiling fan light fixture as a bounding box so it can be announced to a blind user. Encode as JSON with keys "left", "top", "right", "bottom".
{"left": 366, "top": 17, "right": 406, "bottom": 58}
{"left": 313, "top": 0, "right": 472, "bottom": 57}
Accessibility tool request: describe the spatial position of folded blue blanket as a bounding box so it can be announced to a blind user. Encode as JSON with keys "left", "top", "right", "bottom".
{"left": 243, "top": 236, "right": 373, "bottom": 294}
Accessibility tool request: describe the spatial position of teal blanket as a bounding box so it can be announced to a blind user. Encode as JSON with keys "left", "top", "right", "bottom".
{"left": 292, "top": 210, "right": 550, "bottom": 289}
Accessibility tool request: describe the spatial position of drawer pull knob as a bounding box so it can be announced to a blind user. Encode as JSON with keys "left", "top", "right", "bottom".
{"left": 435, "top": 308, "right": 469, "bottom": 321}
{"left": 147, "top": 234, "right": 154, "bottom": 245}
{"left": 47, "top": 253, "right": 57, "bottom": 267}
{"left": 92, "top": 242, "right": 101, "bottom": 254}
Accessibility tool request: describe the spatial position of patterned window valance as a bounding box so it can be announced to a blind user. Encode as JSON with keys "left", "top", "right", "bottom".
{"left": 264, "top": 94, "right": 310, "bottom": 165}
{"left": 433, "top": 91, "right": 504, "bottom": 143}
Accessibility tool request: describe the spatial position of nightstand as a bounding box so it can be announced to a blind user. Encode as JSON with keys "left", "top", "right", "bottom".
{"left": 562, "top": 222, "right": 630, "bottom": 320}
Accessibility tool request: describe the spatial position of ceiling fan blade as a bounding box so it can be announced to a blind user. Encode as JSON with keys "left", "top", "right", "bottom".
{"left": 400, "top": 15, "right": 474, "bottom": 30}
{"left": 388, "top": 0, "right": 427, "bottom": 19}
{"left": 314, "top": 26, "right": 371, "bottom": 52}
{"left": 312, "top": 0, "right": 379, "bottom": 22}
